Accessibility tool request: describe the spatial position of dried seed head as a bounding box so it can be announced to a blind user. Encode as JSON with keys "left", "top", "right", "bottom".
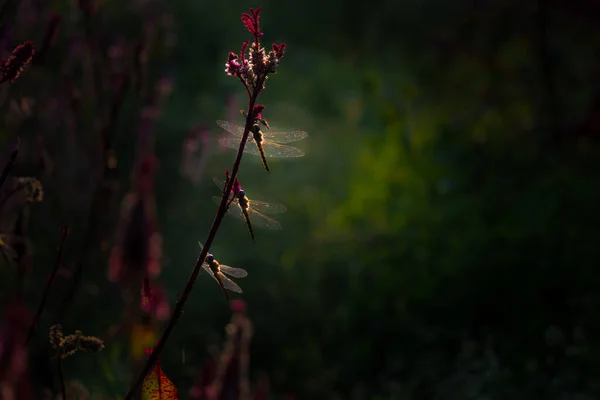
{"left": 49, "top": 325, "right": 104, "bottom": 358}
{"left": 16, "top": 177, "right": 43, "bottom": 202}
{"left": 77, "top": 334, "right": 105, "bottom": 353}
{"left": 0, "top": 41, "right": 35, "bottom": 84}
{"left": 60, "top": 334, "right": 80, "bottom": 358}
{"left": 49, "top": 324, "right": 64, "bottom": 349}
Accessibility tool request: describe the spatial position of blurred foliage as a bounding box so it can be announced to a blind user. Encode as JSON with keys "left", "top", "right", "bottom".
{"left": 0, "top": 0, "right": 600, "bottom": 399}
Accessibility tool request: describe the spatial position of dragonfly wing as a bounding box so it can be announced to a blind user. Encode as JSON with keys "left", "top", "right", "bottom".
{"left": 216, "top": 120, "right": 244, "bottom": 137}
{"left": 218, "top": 272, "right": 243, "bottom": 293}
{"left": 262, "top": 130, "right": 308, "bottom": 144}
{"left": 249, "top": 200, "right": 287, "bottom": 215}
{"left": 219, "top": 264, "right": 248, "bottom": 278}
{"left": 247, "top": 209, "right": 283, "bottom": 230}
{"left": 261, "top": 142, "right": 305, "bottom": 158}
{"left": 213, "top": 197, "right": 247, "bottom": 221}
{"left": 218, "top": 138, "right": 263, "bottom": 156}
{"left": 213, "top": 177, "right": 225, "bottom": 192}
{"left": 202, "top": 262, "right": 214, "bottom": 277}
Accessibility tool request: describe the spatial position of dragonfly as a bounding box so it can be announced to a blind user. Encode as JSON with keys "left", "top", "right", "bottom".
{"left": 216, "top": 120, "right": 308, "bottom": 172}
{"left": 198, "top": 241, "right": 247, "bottom": 300}
{"left": 213, "top": 177, "right": 286, "bottom": 241}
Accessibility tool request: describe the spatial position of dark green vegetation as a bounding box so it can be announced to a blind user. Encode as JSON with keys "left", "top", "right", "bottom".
{"left": 1, "top": 0, "right": 599, "bottom": 399}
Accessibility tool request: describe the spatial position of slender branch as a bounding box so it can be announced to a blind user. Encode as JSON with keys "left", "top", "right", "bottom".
{"left": 25, "top": 225, "right": 69, "bottom": 345}
{"left": 239, "top": 76, "right": 251, "bottom": 100}
{"left": 32, "top": 14, "right": 62, "bottom": 66}
{"left": 0, "top": 141, "right": 19, "bottom": 194}
{"left": 536, "top": 0, "right": 560, "bottom": 145}
{"left": 58, "top": 351, "right": 67, "bottom": 400}
{"left": 123, "top": 84, "right": 261, "bottom": 400}
{"left": 55, "top": 76, "right": 130, "bottom": 321}
{"left": 0, "top": 182, "right": 26, "bottom": 212}
{"left": 0, "top": 246, "right": 10, "bottom": 267}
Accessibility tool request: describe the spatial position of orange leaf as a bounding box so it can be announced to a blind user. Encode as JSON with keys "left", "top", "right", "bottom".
{"left": 142, "top": 357, "right": 180, "bottom": 400}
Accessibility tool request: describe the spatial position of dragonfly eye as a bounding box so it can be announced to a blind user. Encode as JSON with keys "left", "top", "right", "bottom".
{"left": 237, "top": 189, "right": 245, "bottom": 197}
{"left": 206, "top": 254, "right": 214, "bottom": 263}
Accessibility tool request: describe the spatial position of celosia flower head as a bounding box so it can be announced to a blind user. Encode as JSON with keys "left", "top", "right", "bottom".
{"left": 241, "top": 8, "right": 263, "bottom": 38}
{"left": 224, "top": 8, "right": 287, "bottom": 90}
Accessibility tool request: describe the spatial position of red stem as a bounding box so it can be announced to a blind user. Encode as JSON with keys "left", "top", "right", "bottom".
{"left": 123, "top": 79, "right": 262, "bottom": 400}
{"left": 58, "top": 351, "right": 67, "bottom": 400}
{"left": 25, "top": 225, "right": 69, "bottom": 345}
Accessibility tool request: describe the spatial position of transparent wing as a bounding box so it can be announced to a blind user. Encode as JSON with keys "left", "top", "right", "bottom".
{"left": 214, "top": 196, "right": 247, "bottom": 222}
{"left": 248, "top": 200, "right": 287, "bottom": 215}
{"left": 212, "top": 195, "right": 243, "bottom": 214}
{"left": 213, "top": 177, "right": 226, "bottom": 192}
{"left": 215, "top": 196, "right": 283, "bottom": 230}
{"left": 204, "top": 264, "right": 237, "bottom": 293}
{"left": 219, "top": 264, "right": 248, "bottom": 278}
{"left": 213, "top": 179, "right": 286, "bottom": 214}
{"left": 217, "top": 272, "right": 243, "bottom": 293}
{"left": 260, "top": 142, "right": 305, "bottom": 158}
{"left": 202, "top": 262, "right": 212, "bottom": 276}
{"left": 213, "top": 178, "right": 236, "bottom": 200}
{"left": 262, "top": 130, "right": 308, "bottom": 144}
{"left": 247, "top": 209, "right": 283, "bottom": 230}
{"left": 198, "top": 241, "right": 204, "bottom": 250}
{"left": 216, "top": 120, "right": 244, "bottom": 137}
{"left": 217, "top": 120, "right": 308, "bottom": 144}
{"left": 218, "top": 137, "right": 254, "bottom": 153}
{"left": 218, "top": 138, "right": 305, "bottom": 158}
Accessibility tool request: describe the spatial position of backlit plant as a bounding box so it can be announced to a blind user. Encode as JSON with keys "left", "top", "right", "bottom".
{"left": 124, "top": 6, "right": 300, "bottom": 399}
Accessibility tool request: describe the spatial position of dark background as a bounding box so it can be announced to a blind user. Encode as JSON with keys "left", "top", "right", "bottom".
{"left": 1, "top": 0, "right": 600, "bottom": 399}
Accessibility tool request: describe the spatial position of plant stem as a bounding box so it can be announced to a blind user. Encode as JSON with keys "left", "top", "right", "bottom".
{"left": 0, "top": 182, "right": 26, "bottom": 215}
{"left": 0, "top": 142, "right": 19, "bottom": 195}
{"left": 123, "top": 87, "right": 261, "bottom": 400}
{"left": 25, "top": 225, "right": 69, "bottom": 345}
{"left": 55, "top": 76, "right": 130, "bottom": 321}
{"left": 58, "top": 351, "right": 67, "bottom": 400}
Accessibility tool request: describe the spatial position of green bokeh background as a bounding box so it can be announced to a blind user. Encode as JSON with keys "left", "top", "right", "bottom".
{"left": 2, "top": 0, "right": 600, "bottom": 399}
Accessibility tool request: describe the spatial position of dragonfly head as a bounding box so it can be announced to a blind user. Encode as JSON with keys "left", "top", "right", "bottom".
{"left": 206, "top": 253, "right": 214, "bottom": 264}
{"left": 237, "top": 189, "right": 246, "bottom": 198}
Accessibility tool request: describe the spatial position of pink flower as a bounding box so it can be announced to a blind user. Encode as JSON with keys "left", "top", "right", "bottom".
{"left": 241, "top": 8, "right": 263, "bottom": 37}
{"left": 253, "top": 104, "right": 265, "bottom": 120}
{"left": 225, "top": 52, "right": 241, "bottom": 76}
{"left": 271, "top": 43, "right": 286, "bottom": 59}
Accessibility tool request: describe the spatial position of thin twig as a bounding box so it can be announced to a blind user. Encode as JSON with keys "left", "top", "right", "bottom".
{"left": 32, "top": 14, "right": 62, "bottom": 66}
{"left": 536, "top": 0, "right": 560, "bottom": 145}
{"left": 0, "top": 246, "right": 10, "bottom": 266}
{"left": 25, "top": 225, "right": 69, "bottom": 345}
{"left": 0, "top": 182, "right": 26, "bottom": 212}
{"left": 0, "top": 140, "right": 19, "bottom": 194}
{"left": 78, "top": 0, "right": 105, "bottom": 110}
{"left": 56, "top": 76, "right": 130, "bottom": 321}
{"left": 58, "top": 351, "right": 67, "bottom": 400}
{"left": 123, "top": 81, "right": 262, "bottom": 400}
